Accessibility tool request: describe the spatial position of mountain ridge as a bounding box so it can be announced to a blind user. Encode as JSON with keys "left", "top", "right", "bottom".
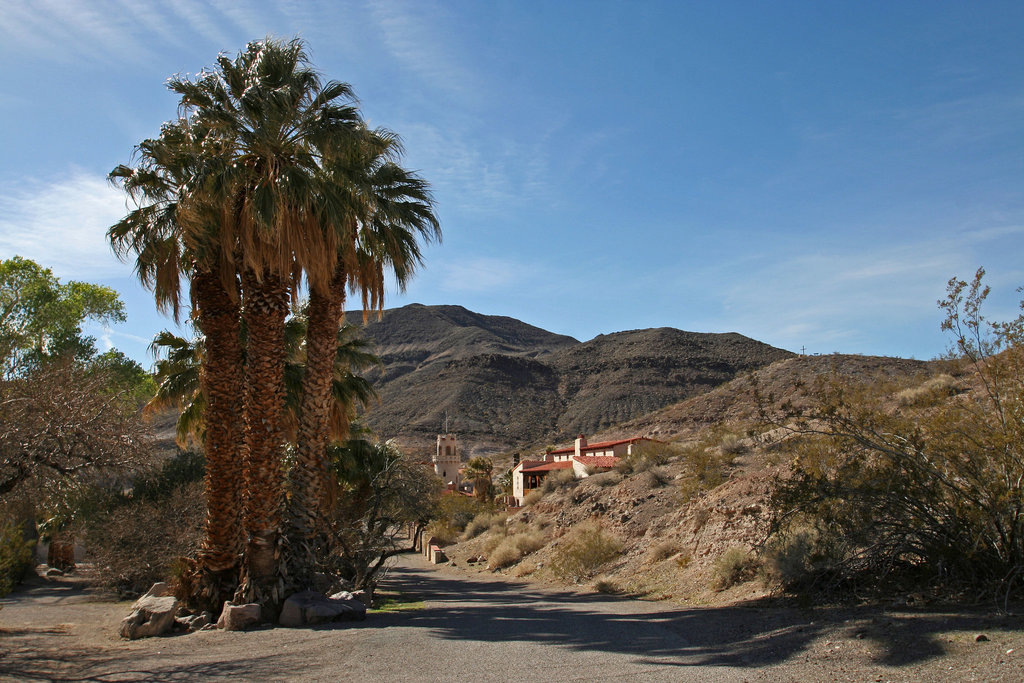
{"left": 345, "top": 304, "right": 794, "bottom": 456}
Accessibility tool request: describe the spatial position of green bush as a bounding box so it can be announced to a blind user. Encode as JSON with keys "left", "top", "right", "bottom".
{"left": 549, "top": 521, "right": 622, "bottom": 583}
{"left": 764, "top": 270, "right": 1024, "bottom": 599}
{"left": 0, "top": 520, "right": 34, "bottom": 596}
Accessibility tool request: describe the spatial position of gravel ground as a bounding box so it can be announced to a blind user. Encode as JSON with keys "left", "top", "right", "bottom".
{"left": 1, "top": 554, "right": 1022, "bottom": 682}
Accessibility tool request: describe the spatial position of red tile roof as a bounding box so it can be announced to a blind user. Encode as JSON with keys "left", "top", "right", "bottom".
{"left": 547, "top": 436, "right": 653, "bottom": 455}
{"left": 521, "top": 460, "right": 574, "bottom": 472}
{"left": 573, "top": 455, "right": 619, "bottom": 469}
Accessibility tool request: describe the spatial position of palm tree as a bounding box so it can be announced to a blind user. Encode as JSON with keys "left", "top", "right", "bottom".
{"left": 463, "top": 457, "right": 495, "bottom": 502}
{"left": 168, "top": 38, "right": 366, "bottom": 607}
{"left": 148, "top": 319, "right": 378, "bottom": 448}
{"left": 288, "top": 127, "right": 439, "bottom": 576}
{"left": 108, "top": 119, "right": 246, "bottom": 610}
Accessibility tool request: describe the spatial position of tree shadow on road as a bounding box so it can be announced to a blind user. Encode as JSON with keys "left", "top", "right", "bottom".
{"left": 377, "top": 564, "right": 1017, "bottom": 670}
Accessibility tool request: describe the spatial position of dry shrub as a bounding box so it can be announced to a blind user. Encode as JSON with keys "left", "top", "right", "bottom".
{"left": 549, "top": 521, "right": 622, "bottom": 583}
{"left": 424, "top": 520, "right": 460, "bottom": 546}
{"left": 615, "top": 442, "right": 673, "bottom": 475}
{"left": 86, "top": 480, "right": 204, "bottom": 597}
{"left": 541, "top": 468, "right": 576, "bottom": 494}
{"left": 593, "top": 577, "right": 620, "bottom": 594}
{"left": 760, "top": 526, "right": 823, "bottom": 588}
{"left": 647, "top": 538, "right": 682, "bottom": 562}
{"left": 522, "top": 490, "right": 543, "bottom": 507}
{"left": 719, "top": 433, "right": 747, "bottom": 456}
{"left": 640, "top": 468, "right": 670, "bottom": 489}
{"left": 461, "top": 511, "right": 507, "bottom": 541}
{"left": 712, "top": 546, "right": 758, "bottom": 590}
{"left": 675, "top": 552, "right": 692, "bottom": 569}
{"left": 589, "top": 471, "right": 622, "bottom": 487}
{"left": 487, "top": 529, "right": 547, "bottom": 570}
{"left": 895, "top": 373, "right": 957, "bottom": 406}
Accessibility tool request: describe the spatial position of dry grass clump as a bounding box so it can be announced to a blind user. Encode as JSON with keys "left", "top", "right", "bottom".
{"left": 522, "top": 490, "right": 544, "bottom": 506}
{"left": 895, "top": 373, "right": 957, "bottom": 406}
{"left": 712, "top": 546, "right": 759, "bottom": 590}
{"left": 487, "top": 529, "right": 548, "bottom": 570}
{"left": 593, "top": 577, "right": 621, "bottom": 594}
{"left": 614, "top": 442, "right": 674, "bottom": 475}
{"left": 549, "top": 520, "right": 623, "bottom": 583}
{"left": 647, "top": 538, "right": 683, "bottom": 563}
{"left": 719, "top": 433, "right": 747, "bottom": 456}
{"left": 461, "top": 510, "right": 507, "bottom": 541}
{"left": 541, "top": 468, "right": 577, "bottom": 494}
{"left": 424, "top": 520, "right": 460, "bottom": 545}
{"left": 760, "top": 527, "right": 820, "bottom": 588}
{"left": 588, "top": 471, "right": 622, "bottom": 487}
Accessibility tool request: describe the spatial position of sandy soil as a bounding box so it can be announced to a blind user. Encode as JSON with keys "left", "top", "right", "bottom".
{"left": 1, "top": 557, "right": 1022, "bottom": 682}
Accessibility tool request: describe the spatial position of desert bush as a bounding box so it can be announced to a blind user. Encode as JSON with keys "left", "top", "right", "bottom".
{"left": 640, "top": 468, "right": 670, "bottom": 489}
{"left": 549, "top": 521, "right": 622, "bottom": 583}
{"left": 719, "top": 433, "right": 747, "bottom": 456}
{"left": 895, "top": 373, "right": 958, "bottom": 407}
{"left": 712, "top": 546, "right": 758, "bottom": 590}
{"left": 487, "top": 529, "right": 547, "bottom": 570}
{"left": 615, "top": 442, "right": 673, "bottom": 475}
{"left": 424, "top": 520, "right": 460, "bottom": 546}
{"left": 648, "top": 538, "right": 683, "bottom": 562}
{"left": 0, "top": 519, "right": 34, "bottom": 597}
{"left": 461, "top": 510, "right": 507, "bottom": 541}
{"left": 85, "top": 480, "right": 204, "bottom": 597}
{"left": 759, "top": 526, "right": 836, "bottom": 589}
{"left": 589, "top": 471, "right": 622, "bottom": 487}
{"left": 522, "top": 490, "right": 543, "bottom": 506}
{"left": 593, "top": 577, "right": 620, "bottom": 594}
{"left": 762, "top": 270, "right": 1024, "bottom": 599}
{"left": 541, "top": 468, "right": 576, "bottom": 494}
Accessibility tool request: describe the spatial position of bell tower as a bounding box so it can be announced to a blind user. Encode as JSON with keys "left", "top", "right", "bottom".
{"left": 434, "top": 433, "right": 460, "bottom": 486}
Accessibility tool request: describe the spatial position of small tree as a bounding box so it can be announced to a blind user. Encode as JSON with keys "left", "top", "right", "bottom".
{"left": 326, "top": 440, "right": 442, "bottom": 591}
{"left": 764, "top": 269, "right": 1024, "bottom": 600}
{"left": 463, "top": 456, "right": 494, "bottom": 502}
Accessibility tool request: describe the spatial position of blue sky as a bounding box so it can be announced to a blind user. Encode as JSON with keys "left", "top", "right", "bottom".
{"left": 1, "top": 1, "right": 1022, "bottom": 365}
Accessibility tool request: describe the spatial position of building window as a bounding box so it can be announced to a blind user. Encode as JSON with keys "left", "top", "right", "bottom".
{"left": 445, "top": 445, "right": 452, "bottom": 457}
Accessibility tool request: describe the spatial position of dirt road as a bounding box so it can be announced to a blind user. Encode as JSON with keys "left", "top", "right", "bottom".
{"left": 1, "top": 554, "right": 1021, "bottom": 681}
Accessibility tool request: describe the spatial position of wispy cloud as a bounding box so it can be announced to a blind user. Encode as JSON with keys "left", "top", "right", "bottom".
{"left": 366, "top": 0, "right": 478, "bottom": 99}
{"left": 0, "top": 171, "right": 131, "bottom": 279}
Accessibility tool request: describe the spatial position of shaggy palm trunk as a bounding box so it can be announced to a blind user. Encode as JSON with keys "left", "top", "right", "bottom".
{"left": 288, "top": 266, "right": 346, "bottom": 585}
{"left": 192, "top": 269, "right": 244, "bottom": 609}
{"left": 235, "top": 268, "right": 290, "bottom": 613}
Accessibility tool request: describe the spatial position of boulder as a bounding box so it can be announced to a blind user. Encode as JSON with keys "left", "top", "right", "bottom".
{"left": 119, "top": 586, "right": 180, "bottom": 640}
{"left": 175, "top": 611, "right": 213, "bottom": 633}
{"left": 217, "top": 602, "right": 262, "bottom": 631}
{"left": 279, "top": 590, "right": 367, "bottom": 627}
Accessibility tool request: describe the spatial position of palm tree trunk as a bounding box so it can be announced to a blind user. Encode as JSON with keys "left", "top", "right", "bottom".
{"left": 192, "top": 268, "right": 244, "bottom": 608}
{"left": 288, "top": 266, "right": 346, "bottom": 584}
{"left": 235, "top": 268, "right": 289, "bottom": 612}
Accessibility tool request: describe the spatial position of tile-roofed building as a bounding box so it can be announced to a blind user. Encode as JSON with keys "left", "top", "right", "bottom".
{"left": 510, "top": 434, "right": 657, "bottom": 505}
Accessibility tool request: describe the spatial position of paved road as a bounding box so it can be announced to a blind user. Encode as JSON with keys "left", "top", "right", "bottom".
{"left": 3, "top": 553, "right": 1016, "bottom": 681}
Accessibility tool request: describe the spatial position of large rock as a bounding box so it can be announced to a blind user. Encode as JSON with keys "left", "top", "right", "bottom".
{"left": 279, "top": 590, "right": 367, "bottom": 627}
{"left": 217, "top": 602, "right": 262, "bottom": 631}
{"left": 119, "top": 585, "right": 180, "bottom": 640}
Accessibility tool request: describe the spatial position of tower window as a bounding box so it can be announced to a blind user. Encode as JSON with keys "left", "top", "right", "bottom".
{"left": 445, "top": 446, "right": 452, "bottom": 457}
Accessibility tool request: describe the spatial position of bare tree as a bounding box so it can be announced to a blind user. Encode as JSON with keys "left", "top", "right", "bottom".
{"left": 0, "top": 360, "right": 150, "bottom": 499}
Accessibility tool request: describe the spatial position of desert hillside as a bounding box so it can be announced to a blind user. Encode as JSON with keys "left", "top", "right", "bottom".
{"left": 346, "top": 304, "right": 794, "bottom": 455}
{"left": 442, "top": 353, "right": 948, "bottom": 605}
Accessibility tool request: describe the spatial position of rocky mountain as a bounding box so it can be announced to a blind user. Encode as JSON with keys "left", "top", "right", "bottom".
{"left": 345, "top": 304, "right": 794, "bottom": 456}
